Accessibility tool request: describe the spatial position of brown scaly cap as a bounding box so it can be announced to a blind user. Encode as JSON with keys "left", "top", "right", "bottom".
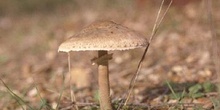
{"left": 58, "top": 21, "right": 148, "bottom": 52}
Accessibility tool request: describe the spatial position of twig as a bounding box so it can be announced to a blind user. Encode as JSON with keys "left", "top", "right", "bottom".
{"left": 60, "top": 102, "right": 205, "bottom": 110}
{"left": 56, "top": 53, "right": 70, "bottom": 110}
{"left": 68, "top": 52, "right": 79, "bottom": 110}
{"left": 121, "top": 0, "right": 173, "bottom": 109}
{"left": 205, "top": 92, "right": 219, "bottom": 97}
{"left": 149, "top": 0, "right": 165, "bottom": 42}
{"left": 60, "top": 102, "right": 99, "bottom": 110}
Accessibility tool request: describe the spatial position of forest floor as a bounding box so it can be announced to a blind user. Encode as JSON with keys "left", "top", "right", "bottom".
{"left": 0, "top": 0, "right": 220, "bottom": 110}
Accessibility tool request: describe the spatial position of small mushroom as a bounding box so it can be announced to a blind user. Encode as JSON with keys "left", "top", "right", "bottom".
{"left": 58, "top": 21, "right": 148, "bottom": 110}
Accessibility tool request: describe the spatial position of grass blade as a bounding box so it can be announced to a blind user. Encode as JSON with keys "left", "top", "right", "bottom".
{"left": 0, "top": 78, "right": 35, "bottom": 110}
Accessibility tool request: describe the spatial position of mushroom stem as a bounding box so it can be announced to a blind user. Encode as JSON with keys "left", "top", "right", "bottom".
{"left": 98, "top": 50, "right": 113, "bottom": 110}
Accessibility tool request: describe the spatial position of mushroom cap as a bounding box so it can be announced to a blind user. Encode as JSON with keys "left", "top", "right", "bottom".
{"left": 58, "top": 21, "right": 148, "bottom": 52}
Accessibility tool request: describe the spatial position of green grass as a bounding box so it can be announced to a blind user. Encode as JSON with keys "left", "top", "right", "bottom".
{"left": 1, "top": 77, "right": 219, "bottom": 109}
{"left": 0, "top": 55, "right": 9, "bottom": 65}
{"left": 166, "top": 81, "right": 218, "bottom": 109}
{"left": 0, "top": 78, "right": 55, "bottom": 110}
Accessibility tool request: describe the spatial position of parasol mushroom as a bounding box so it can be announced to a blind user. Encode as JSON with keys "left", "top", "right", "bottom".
{"left": 58, "top": 20, "right": 148, "bottom": 110}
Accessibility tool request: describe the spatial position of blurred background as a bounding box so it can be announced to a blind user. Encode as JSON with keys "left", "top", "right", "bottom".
{"left": 0, "top": 0, "right": 219, "bottom": 109}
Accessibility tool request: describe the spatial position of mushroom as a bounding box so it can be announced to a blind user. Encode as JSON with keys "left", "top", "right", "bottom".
{"left": 58, "top": 21, "right": 148, "bottom": 110}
